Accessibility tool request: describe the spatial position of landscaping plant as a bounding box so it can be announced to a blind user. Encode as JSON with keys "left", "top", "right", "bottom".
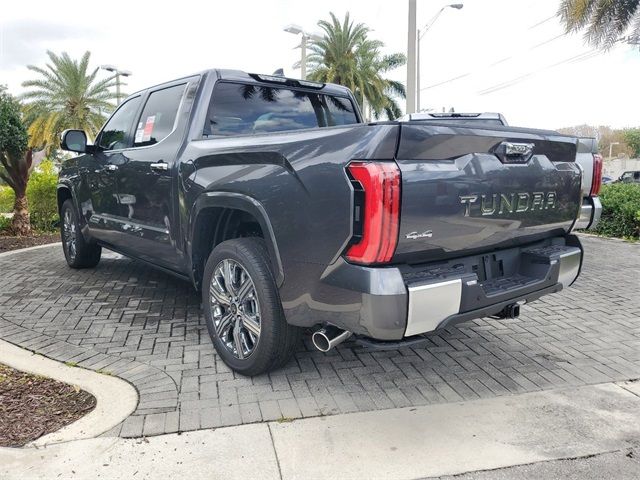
{"left": 0, "top": 185, "right": 13, "bottom": 212}
{"left": 305, "top": 12, "right": 406, "bottom": 120}
{"left": 0, "top": 88, "right": 32, "bottom": 235}
{"left": 27, "top": 160, "right": 59, "bottom": 231}
{"left": 0, "top": 160, "right": 59, "bottom": 233}
{"left": 594, "top": 183, "right": 640, "bottom": 240}
{"left": 21, "top": 51, "right": 117, "bottom": 154}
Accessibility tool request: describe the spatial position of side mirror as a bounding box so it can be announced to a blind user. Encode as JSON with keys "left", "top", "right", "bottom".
{"left": 60, "top": 129, "right": 88, "bottom": 153}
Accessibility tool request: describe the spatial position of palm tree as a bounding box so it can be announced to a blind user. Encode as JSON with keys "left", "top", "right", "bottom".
{"left": 558, "top": 0, "right": 640, "bottom": 49}
{"left": 21, "top": 51, "right": 118, "bottom": 153}
{"left": 305, "top": 12, "right": 406, "bottom": 120}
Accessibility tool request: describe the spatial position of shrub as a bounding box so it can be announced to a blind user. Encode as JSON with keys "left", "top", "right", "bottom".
{"left": 0, "top": 186, "right": 14, "bottom": 213}
{"left": 0, "top": 215, "right": 11, "bottom": 233}
{"left": 593, "top": 183, "right": 640, "bottom": 240}
{"left": 27, "top": 160, "right": 59, "bottom": 232}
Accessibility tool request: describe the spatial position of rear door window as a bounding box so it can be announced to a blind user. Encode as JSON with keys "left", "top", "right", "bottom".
{"left": 204, "top": 82, "right": 358, "bottom": 136}
{"left": 133, "top": 84, "right": 186, "bottom": 147}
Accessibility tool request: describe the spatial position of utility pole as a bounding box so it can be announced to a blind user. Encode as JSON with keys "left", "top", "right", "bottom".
{"left": 416, "top": 28, "right": 421, "bottom": 111}
{"left": 100, "top": 65, "right": 132, "bottom": 105}
{"left": 301, "top": 34, "right": 307, "bottom": 80}
{"left": 609, "top": 142, "right": 620, "bottom": 159}
{"left": 406, "top": 0, "right": 418, "bottom": 114}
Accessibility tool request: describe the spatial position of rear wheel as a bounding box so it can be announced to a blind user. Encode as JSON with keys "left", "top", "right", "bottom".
{"left": 60, "top": 200, "right": 101, "bottom": 268}
{"left": 202, "top": 238, "right": 300, "bottom": 376}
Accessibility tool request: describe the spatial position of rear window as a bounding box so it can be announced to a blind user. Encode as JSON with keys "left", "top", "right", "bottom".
{"left": 204, "top": 82, "right": 358, "bottom": 137}
{"left": 134, "top": 84, "right": 186, "bottom": 147}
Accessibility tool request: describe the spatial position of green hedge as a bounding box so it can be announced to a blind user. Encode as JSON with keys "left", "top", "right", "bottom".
{"left": 594, "top": 183, "right": 640, "bottom": 240}
{"left": 27, "top": 160, "right": 59, "bottom": 231}
{"left": 0, "top": 215, "right": 11, "bottom": 232}
{"left": 0, "top": 185, "right": 13, "bottom": 212}
{"left": 0, "top": 160, "right": 59, "bottom": 233}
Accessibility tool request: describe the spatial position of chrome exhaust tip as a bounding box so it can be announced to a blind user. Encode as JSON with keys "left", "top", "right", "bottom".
{"left": 312, "top": 326, "right": 352, "bottom": 352}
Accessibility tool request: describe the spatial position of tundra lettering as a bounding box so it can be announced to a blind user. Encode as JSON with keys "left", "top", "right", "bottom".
{"left": 461, "top": 191, "right": 557, "bottom": 217}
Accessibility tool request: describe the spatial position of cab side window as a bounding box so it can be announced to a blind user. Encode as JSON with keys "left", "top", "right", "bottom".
{"left": 97, "top": 96, "right": 141, "bottom": 151}
{"left": 133, "top": 84, "right": 186, "bottom": 147}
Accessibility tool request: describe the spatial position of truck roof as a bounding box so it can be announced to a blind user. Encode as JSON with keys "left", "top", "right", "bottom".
{"left": 128, "top": 69, "right": 353, "bottom": 98}
{"left": 215, "top": 69, "right": 354, "bottom": 96}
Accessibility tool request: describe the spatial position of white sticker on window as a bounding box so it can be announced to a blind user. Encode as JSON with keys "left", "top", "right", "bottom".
{"left": 134, "top": 121, "right": 144, "bottom": 144}
{"left": 142, "top": 115, "right": 156, "bottom": 142}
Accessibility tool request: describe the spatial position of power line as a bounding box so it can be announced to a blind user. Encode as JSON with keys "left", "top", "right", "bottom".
{"left": 420, "top": 32, "right": 567, "bottom": 92}
{"left": 477, "top": 49, "right": 601, "bottom": 95}
{"left": 528, "top": 15, "right": 556, "bottom": 30}
{"left": 422, "top": 72, "right": 471, "bottom": 90}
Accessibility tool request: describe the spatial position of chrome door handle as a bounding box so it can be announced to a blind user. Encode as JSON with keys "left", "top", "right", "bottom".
{"left": 150, "top": 162, "right": 168, "bottom": 172}
{"left": 105, "top": 164, "right": 118, "bottom": 171}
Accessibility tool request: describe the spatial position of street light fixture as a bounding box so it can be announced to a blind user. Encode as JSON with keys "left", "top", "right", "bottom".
{"left": 407, "top": 2, "right": 464, "bottom": 113}
{"left": 100, "top": 64, "right": 132, "bottom": 105}
{"left": 283, "top": 24, "right": 321, "bottom": 80}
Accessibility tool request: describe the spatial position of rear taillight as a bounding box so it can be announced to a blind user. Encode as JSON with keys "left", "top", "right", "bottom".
{"left": 345, "top": 161, "right": 401, "bottom": 264}
{"left": 590, "top": 153, "right": 603, "bottom": 196}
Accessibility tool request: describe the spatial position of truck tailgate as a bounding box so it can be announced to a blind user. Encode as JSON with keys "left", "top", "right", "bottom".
{"left": 394, "top": 124, "right": 581, "bottom": 263}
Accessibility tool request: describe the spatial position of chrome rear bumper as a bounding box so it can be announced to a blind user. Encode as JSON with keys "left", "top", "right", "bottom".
{"left": 405, "top": 242, "right": 582, "bottom": 337}
{"left": 406, "top": 279, "right": 462, "bottom": 336}
{"left": 575, "top": 196, "right": 602, "bottom": 230}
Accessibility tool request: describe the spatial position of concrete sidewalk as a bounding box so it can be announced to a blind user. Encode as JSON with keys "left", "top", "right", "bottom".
{"left": 2, "top": 381, "right": 640, "bottom": 480}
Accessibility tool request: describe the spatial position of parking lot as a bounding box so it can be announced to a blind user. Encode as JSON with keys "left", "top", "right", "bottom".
{"left": 0, "top": 235, "right": 638, "bottom": 438}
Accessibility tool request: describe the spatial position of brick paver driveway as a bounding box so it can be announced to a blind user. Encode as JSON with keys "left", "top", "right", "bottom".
{"left": 1, "top": 235, "right": 638, "bottom": 437}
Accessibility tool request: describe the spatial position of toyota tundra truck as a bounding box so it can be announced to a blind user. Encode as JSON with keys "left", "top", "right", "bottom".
{"left": 58, "top": 69, "right": 602, "bottom": 375}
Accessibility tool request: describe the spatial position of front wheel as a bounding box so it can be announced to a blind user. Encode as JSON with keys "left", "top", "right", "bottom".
{"left": 202, "top": 238, "right": 301, "bottom": 376}
{"left": 60, "top": 200, "right": 101, "bottom": 268}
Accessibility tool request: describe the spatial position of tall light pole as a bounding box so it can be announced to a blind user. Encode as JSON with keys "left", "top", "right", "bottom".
{"left": 284, "top": 25, "right": 321, "bottom": 80}
{"left": 100, "top": 64, "right": 132, "bottom": 105}
{"left": 406, "top": 0, "right": 418, "bottom": 114}
{"left": 416, "top": 4, "right": 463, "bottom": 112}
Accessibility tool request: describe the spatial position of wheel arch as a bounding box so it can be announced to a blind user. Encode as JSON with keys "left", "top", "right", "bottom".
{"left": 56, "top": 184, "right": 74, "bottom": 214}
{"left": 189, "top": 192, "right": 284, "bottom": 290}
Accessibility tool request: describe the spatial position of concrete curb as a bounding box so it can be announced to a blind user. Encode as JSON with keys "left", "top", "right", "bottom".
{"left": 2, "top": 381, "right": 639, "bottom": 479}
{"left": 0, "top": 241, "right": 61, "bottom": 258}
{"left": 0, "top": 339, "right": 138, "bottom": 447}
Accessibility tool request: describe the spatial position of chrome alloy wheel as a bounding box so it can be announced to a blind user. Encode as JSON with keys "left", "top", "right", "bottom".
{"left": 209, "top": 259, "right": 261, "bottom": 359}
{"left": 62, "top": 209, "right": 77, "bottom": 260}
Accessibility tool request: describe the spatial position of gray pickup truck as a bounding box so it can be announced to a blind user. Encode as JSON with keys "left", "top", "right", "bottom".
{"left": 58, "top": 70, "right": 602, "bottom": 375}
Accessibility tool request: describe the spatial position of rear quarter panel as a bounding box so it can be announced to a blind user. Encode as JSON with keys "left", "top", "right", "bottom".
{"left": 182, "top": 124, "right": 399, "bottom": 319}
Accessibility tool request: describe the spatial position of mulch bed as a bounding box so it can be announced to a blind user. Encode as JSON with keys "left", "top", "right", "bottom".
{"left": 0, "top": 233, "right": 59, "bottom": 253}
{"left": 0, "top": 364, "right": 96, "bottom": 447}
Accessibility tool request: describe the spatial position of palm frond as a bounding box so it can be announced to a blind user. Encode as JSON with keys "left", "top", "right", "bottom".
{"left": 305, "top": 12, "right": 406, "bottom": 118}
{"left": 20, "top": 50, "right": 115, "bottom": 152}
{"left": 558, "top": 0, "right": 640, "bottom": 49}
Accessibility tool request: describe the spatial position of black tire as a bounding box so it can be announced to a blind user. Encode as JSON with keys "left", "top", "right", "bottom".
{"left": 202, "top": 237, "right": 301, "bottom": 376}
{"left": 60, "top": 199, "right": 101, "bottom": 268}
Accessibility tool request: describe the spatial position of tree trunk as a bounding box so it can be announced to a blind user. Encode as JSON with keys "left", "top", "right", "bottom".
{"left": 11, "top": 193, "right": 31, "bottom": 236}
